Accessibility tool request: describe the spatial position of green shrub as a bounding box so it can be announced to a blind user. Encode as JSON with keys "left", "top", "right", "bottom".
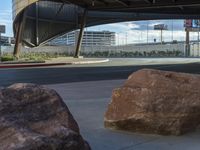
{"left": 1, "top": 56, "right": 14, "bottom": 62}
{"left": 81, "top": 50, "right": 183, "bottom": 58}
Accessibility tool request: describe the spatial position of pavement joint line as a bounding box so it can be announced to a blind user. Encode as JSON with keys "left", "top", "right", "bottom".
{"left": 118, "top": 138, "right": 160, "bottom": 150}
{"left": 46, "top": 79, "right": 125, "bottom": 86}
{"left": 64, "top": 98, "right": 109, "bottom": 102}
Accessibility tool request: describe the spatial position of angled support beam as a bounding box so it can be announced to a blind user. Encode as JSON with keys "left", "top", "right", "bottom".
{"left": 74, "top": 9, "right": 87, "bottom": 58}
{"left": 115, "top": 0, "right": 130, "bottom": 7}
{"left": 36, "top": 1, "right": 39, "bottom": 46}
{"left": 144, "top": 0, "right": 154, "bottom": 4}
{"left": 13, "top": 11, "right": 26, "bottom": 59}
{"left": 95, "top": 0, "right": 109, "bottom": 6}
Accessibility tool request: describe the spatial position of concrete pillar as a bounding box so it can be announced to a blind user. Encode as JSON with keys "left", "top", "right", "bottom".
{"left": 74, "top": 9, "right": 87, "bottom": 58}
{"left": 13, "top": 11, "right": 26, "bottom": 59}
{"left": 36, "top": 2, "right": 39, "bottom": 46}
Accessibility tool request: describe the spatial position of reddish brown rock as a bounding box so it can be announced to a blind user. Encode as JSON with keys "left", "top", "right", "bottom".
{"left": 105, "top": 69, "right": 200, "bottom": 135}
{"left": 0, "top": 83, "right": 90, "bottom": 150}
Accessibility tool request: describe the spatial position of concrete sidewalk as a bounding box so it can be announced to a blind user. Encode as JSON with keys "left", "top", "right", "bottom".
{"left": 47, "top": 80, "right": 200, "bottom": 150}
{"left": 45, "top": 57, "right": 109, "bottom": 64}
{"left": 0, "top": 57, "right": 109, "bottom": 68}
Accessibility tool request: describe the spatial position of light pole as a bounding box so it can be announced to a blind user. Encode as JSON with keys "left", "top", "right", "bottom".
{"left": 147, "top": 21, "right": 149, "bottom": 44}
{"left": 125, "top": 32, "right": 128, "bottom": 45}
{"left": 198, "top": 27, "right": 200, "bottom": 57}
{"left": 171, "top": 20, "right": 174, "bottom": 42}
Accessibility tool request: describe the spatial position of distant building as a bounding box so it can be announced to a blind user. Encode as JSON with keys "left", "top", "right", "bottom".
{"left": 0, "top": 36, "right": 15, "bottom": 46}
{"left": 48, "top": 30, "right": 116, "bottom": 46}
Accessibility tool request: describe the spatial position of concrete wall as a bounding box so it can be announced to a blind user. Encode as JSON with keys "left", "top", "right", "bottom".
{"left": 190, "top": 44, "right": 200, "bottom": 57}
{"left": 2, "top": 43, "right": 185, "bottom": 55}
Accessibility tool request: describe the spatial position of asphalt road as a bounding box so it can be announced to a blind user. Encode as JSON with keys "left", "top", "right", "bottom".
{"left": 1, "top": 61, "right": 200, "bottom": 87}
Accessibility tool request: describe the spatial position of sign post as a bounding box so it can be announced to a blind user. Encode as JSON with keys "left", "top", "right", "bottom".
{"left": 184, "top": 19, "right": 200, "bottom": 57}
{"left": 154, "top": 24, "right": 168, "bottom": 44}
{"left": 0, "top": 25, "right": 6, "bottom": 61}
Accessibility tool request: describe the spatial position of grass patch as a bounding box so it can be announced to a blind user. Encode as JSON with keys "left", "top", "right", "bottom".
{"left": 1, "top": 55, "right": 14, "bottom": 62}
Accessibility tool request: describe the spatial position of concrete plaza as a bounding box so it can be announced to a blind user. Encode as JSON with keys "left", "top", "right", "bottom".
{"left": 47, "top": 80, "right": 200, "bottom": 150}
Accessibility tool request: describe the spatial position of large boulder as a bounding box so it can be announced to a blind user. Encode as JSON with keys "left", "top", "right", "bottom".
{"left": 105, "top": 69, "right": 200, "bottom": 135}
{"left": 0, "top": 83, "right": 91, "bottom": 150}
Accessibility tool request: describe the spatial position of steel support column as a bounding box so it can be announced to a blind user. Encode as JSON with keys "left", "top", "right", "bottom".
{"left": 74, "top": 9, "right": 87, "bottom": 58}
{"left": 36, "top": 1, "right": 39, "bottom": 46}
{"left": 13, "top": 11, "right": 26, "bottom": 59}
{"left": 185, "top": 28, "right": 190, "bottom": 57}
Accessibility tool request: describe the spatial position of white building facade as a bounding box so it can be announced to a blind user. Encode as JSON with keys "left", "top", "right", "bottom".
{"left": 48, "top": 30, "right": 116, "bottom": 46}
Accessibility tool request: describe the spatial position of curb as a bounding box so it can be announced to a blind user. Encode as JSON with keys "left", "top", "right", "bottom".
{"left": 0, "top": 63, "right": 66, "bottom": 69}
{"left": 0, "top": 59, "right": 109, "bottom": 69}
{"left": 71, "top": 59, "right": 109, "bottom": 65}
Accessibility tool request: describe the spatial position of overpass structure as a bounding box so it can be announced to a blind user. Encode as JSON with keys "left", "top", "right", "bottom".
{"left": 13, "top": 0, "right": 200, "bottom": 58}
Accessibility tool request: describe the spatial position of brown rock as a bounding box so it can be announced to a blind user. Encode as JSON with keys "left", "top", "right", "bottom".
{"left": 0, "top": 83, "right": 91, "bottom": 150}
{"left": 105, "top": 69, "right": 200, "bottom": 135}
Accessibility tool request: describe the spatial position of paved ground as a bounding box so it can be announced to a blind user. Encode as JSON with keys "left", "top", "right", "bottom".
{"left": 0, "top": 57, "right": 109, "bottom": 69}
{"left": 47, "top": 80, "right": 200, "bottom": 150}
{"left": 0, "top": 58, "right": 200, "bottom": 149}
{"left": 1, "top": 58, "right": 200, "bottom": 87}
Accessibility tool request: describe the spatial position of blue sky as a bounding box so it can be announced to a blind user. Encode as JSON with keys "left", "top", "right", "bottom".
{"left": 0, "top": 0, "right": 193, "bottom": 44}
{"left": 0, "top": 0, "right": 13, "bottom": 36}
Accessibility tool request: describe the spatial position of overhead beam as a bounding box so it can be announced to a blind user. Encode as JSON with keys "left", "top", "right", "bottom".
{"left": 144, "top": 0, "right": 155, "bottom": 4}
{"left": 26, "top": 16, "right": 76, "bottom": 25}
{"left": 115, "top": 0, "right": 130, "bottom": 7}
{"left": 95, "top": 0, "right": 109, "bottom": 6}
{"left": 90, "top": 1, "right": 200, "bottom": 11}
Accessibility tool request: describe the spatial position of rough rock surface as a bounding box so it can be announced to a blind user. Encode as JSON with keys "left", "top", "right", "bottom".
{"left": 105, "top": 69, "right": 200, "bottom": 135}
{"left": 0, "top": 83, "right": 91, "bottom": 150}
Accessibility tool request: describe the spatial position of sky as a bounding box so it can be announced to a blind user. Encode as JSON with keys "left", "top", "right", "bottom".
{"left": 0, "top": 0, "right": 13, "bottom": 36}
{"left": 0, "top": 0, "right": 198, "bottom": 44}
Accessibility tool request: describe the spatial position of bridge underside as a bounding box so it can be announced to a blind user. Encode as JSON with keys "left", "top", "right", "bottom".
{"left": 13, "top": 0, "right": 200, "bottom": 57}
